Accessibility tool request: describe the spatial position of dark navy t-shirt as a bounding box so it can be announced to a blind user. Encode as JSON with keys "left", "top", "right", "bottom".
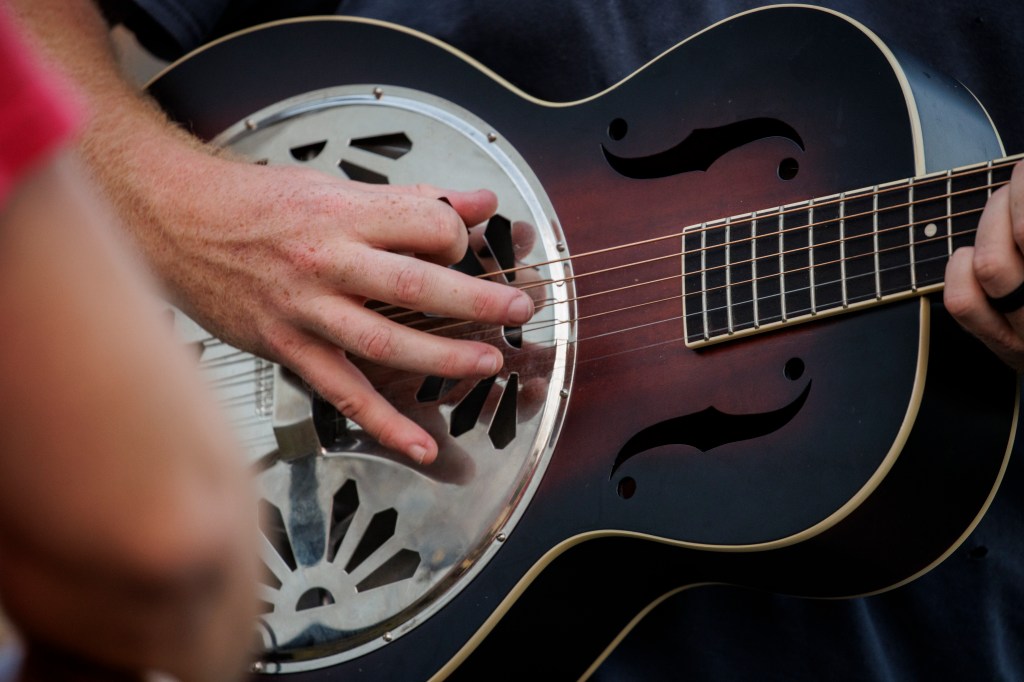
{"left": 103, "top": 1, "right": 1024, "bottom": 679}
{"left": 103, "top": 0, "right": 1024, "bottom": 153}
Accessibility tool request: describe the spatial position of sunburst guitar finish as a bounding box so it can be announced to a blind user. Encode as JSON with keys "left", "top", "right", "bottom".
{"left": 148, "top": 6, "right": 1019, "bottom": 680}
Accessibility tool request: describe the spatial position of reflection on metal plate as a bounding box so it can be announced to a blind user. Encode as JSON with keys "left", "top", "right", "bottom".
{"left": 178, "top": 85, "right": 575, "bottom": 672}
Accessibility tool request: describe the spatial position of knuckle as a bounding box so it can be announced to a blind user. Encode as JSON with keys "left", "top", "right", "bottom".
{"left": 470, "top": 287, "right": 499, "bottom": 320}
{"left": 311, "top": 374, "right": 368, "bottom": 424}
{"left": 428, "top": 204, "right": 463, "bottom": 247}
{"left": 942, "top": 286, "right": 974, "bottom": 320}
{"left": 261, "top": 323, "right": 302, "bottom": 363}
{"left": 1012, "top": 160, "right": 1024, "bottom": 189}
{"left": 355, "top": 323, "right": 396, "bottom": 362}
{"left": 324, "top": 390, "right": 396, "bottom": 447}
{"left": 281, "top": 239, "right": 329, "bottom": 281}
{"left": 272, "top": 290, "right": 307, "bottom": 322}
{"left": 388, "top": 266, "right": 430, "bottom": 305}
{"left": 1013, "top": 211, "right": 1024, "bottom": 244}
{"left": 330, "top": 391, "right": 369, "bottom": 423}
{"left": 434, "top": 348, "right": 465, "bottom": 377}
{"left": 397, "top": 193, "right": 464, "bottom": 253}
{"left": 971, "top": 248, "right": 1007, "bottom": 289}
{"left": 337, "top": 248, "right": 369, "bottom": 285}
{"left": 319, "top": 382, "right": 399, "bottom": 446}
{"left": 996, "top": 325, "right": 1020, "bottom": 348}
{"left": 310, "top": 368, "right": 370, "bottom": 424}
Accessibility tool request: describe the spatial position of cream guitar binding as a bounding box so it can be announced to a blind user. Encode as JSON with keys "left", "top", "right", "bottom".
{"left": 151, "top": 6, "right": 1017, "bottom": 679}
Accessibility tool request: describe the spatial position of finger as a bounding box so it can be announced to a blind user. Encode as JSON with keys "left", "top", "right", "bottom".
{"left": 438, "top": 188, "right": 499, "bottom": 228}
{"left": 1010, "top": 161, "right": 1024, "bottom": 244}
{"left": 945, "top": 246, "right": 1024, "bottom": 370}
{"left": 306, "top": 297, "right": 506, "bottom": 379}
{"left": 971, "top": 186, "right": 1024, "bottom": 299}
{"left": 353, "top": 188, "right": 498, "bottom": 262}
{"left": 971, "top": 179, "right": 1024, "bottom": 340}
{"left": 465, "top": 218, "right": 538, "bottom": 256}
{"left": 998, "top": 163, "right": 1024, "bottom": 337}
{"left": 466, "top": 219, "right": 547, "bottom": 307}
{"left": 336, "top": 247, "right": 535, "bottom": 326}
{"left": 284, "top": 334, "right": 439, "bottom": 465}
{"left": 362, "top": 183, "right": 498, "bottom": 227}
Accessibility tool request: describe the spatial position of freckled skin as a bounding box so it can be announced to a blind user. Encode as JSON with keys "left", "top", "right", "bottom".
{"left": 10, "top": 6, "right": 536, "bottom": 463}
{"left": 113, "top": 148, "right": 532, "bottom": 463}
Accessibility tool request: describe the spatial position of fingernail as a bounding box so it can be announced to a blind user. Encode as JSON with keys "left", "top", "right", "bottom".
{"left": 477, "top": 352, "right": 499, "bottom": 376}
{"left": 508, "top": 294, "right": 534, "bottom": 324}
{"left": 409, "top": 443, "right": 429, "bottom": 464}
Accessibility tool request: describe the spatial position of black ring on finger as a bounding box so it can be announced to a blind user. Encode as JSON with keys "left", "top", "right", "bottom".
{"left": 988, "top": 281, "right": 1024, "bottom": 313}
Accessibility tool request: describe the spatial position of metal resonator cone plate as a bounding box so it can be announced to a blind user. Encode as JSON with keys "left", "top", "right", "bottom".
{"left": 173, "top": 85, "right": 575, "bottom": 672}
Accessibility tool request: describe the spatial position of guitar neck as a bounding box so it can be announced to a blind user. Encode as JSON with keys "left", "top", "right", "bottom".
{"left": 683, "top": 154, "right": 1023, "bottom": 347}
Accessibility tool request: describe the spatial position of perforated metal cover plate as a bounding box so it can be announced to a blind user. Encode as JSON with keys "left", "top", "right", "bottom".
{"left": 175, "top": 85, "right": 575, "bottom": 672}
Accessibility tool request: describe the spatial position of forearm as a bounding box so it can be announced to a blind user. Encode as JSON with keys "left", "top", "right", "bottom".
{"left": 8, "top": 0, "right": 226, "bottom": 290}
{"left": 9, "top": 0, "right": 537, "bottom": 463}
{"left": 0, "top": 151, "right": 256, "bottom": 680}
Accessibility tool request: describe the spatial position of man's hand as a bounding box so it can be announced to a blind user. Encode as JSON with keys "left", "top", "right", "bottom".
{"left": 153, "top": 155, "right": 534, "bottom": 464}
{"left": 10, "top": 0, "right": 536, "bottom": 466}
{"left": 945, "top": 160, "right": 1024, "bottom": 370}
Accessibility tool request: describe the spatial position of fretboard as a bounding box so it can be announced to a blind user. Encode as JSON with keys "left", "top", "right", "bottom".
{"left": 682, "top": 154, "right": 1022, "bottom": 347}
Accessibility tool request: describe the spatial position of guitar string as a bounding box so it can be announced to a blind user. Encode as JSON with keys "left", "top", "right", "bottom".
{"left": 192, "top": 189, "right": 993, "bottom": 393}
{"left": 391, "top": 203, "right": 989, "bottom": 347}
{"left": 207, "top": 236, "right": 972, "bottom": 458}
{"left": 210, "top": 314, "right": 686, "bottom": 439}
{"left": 193, "top": 159, "right": 1018, "bottom": 441}
{"left": 195, "top": 186, "right": 993, "bottom": 392}
{"left": 437, "top": 236, "right": 973, "bottom": 350}
{"left": 222, "top": 318, "right": 702, "bottom": 456}
{"left": 380, "top": 167, "right": 1012, "bottom": 337}
{"left": 368, "top": 156, "right": 1018, "bottom": 327}
{"left": 200, "top": 239, "right": 973, "bottom": 404}
{"left": 233, "top": 245, "right": 944, "bottom": 434}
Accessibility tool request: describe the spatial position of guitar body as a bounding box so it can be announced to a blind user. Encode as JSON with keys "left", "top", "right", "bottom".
{"left": 150, "top": 6, "right": 1016, "bottom": 680}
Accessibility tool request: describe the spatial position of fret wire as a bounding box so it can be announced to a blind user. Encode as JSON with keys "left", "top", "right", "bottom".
{"left": 692, "top": 199, "right": 987, "bottom": 311}
{"left": 683, "top": 231, "right": 1018, "bottom": 348}
{"left": 675, "top": 157, "right": 1018, "bottom": 344}
{"left": 692, "top": 224, "right": 977, "bottom": 314}
{"left": 839, "top": 193, "right": 848, "bottom": 308}
{"left": 808, "top": 201, "right": 817, "bottom": 314}
{"left": 778, "top": 210, "right": 787, "bottom": 321}
{"left": 692, "top": 245, "right": 963, "bottom": 326}
{"left": 682, "top": 228, "right": 699, "bottom": 343}
{"left": 670, "top": 155, "right": 1018, "bottom": 246}
{"left": 872, "top": 186, "right": 882, "bottom": 300}
{"left": 700, "top": 223, "right": 710, "bottom": 341}
{"left": 670, "top": 169, "right": 1007, "bottom": 274}
{"left": 752, "top": 216, "right": 760, "bottom": 328}
{"left": 945, "top": 170, "right": 954, "bottom": 256}
{"left": 909, "top": 177, "right": 917, "bottom": 292}
{"left": 610, "top": 173, "right": 1006, "bottom": 318}
{"left": 725, "top": 217, "right": 734, "bottom": 334}
{"left": 680, "top": 157, "right": 1021, "bottom": 343}
{"left": 659, "top": 156, "right": 1019, "bottom": 284}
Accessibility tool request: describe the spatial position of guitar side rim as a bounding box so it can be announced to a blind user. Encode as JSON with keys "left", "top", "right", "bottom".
{"left": 143, "top": 6, "right": 1019, "bottom": 680}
